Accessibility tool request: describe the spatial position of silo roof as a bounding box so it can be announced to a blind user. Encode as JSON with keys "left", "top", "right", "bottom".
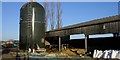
{"left": 20, "top": 2, "right": 44, "bottom": 10}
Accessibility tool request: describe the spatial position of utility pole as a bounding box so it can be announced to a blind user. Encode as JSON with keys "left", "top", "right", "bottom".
{"left": 57, "top": 0, "right": 62, "bottom": 29}
{"left": 44, "top": 0, "right": 49, "bottom": 31}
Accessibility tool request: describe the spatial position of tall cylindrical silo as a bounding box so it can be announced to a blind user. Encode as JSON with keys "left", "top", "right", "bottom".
{"left": 19, "top": 2, "right": 45, "bottom": 50}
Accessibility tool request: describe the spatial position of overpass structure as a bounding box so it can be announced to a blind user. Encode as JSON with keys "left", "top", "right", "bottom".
{"left": 45, "top": 15, "right": 120, "bottom": 52}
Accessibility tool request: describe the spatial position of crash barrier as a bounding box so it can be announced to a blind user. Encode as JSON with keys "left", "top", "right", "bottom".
{"left": 93, "top": 50, "right": 120, "bottom": 59}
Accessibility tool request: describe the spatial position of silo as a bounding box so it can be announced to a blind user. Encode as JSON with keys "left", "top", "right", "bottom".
{"left": 19, "top": 2, "right": 45, "bottom": 50}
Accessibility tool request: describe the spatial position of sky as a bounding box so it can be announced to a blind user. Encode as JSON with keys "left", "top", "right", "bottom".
{"left": 1, "top": 2, "right": 119, "bottom": 41}
{"left": 0, "top": 2, "right": 2, "bottom": 41}
{"left": 1, "top": 0, "right": 120, "bottom": 2}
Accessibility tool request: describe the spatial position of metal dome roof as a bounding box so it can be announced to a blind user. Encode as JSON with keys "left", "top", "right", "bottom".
{"left": 21, "top": 2, "right": 44, "bottom": 10}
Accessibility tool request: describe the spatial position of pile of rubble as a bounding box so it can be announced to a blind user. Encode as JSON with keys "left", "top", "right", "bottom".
{"left": 45, "top": 53, "right": 69, "bottom": 58}
{"left": 28, "top": 48, "right": 87, "bottom": 58}
{"left": 61, "top": 48, "right": 86, "bottom": 57}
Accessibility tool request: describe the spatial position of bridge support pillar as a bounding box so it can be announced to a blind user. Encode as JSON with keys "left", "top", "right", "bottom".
{"left": 85, "top": 35, "right": 89, "bottom": 52}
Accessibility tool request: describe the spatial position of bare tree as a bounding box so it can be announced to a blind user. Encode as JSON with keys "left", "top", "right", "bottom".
{"left": 44, "top": 0, "right": 50, "bottom": 31}
{"left": 44, "top": 0, "right": 62, "bottom": 30}
{"left": 30, "top": 0, "right": 35, "bottom": 2}
{"left": 57, "top": 0, "right": 62, "bottom": 29}
{"left": 50, "top": 0, "right": 55, "bottom": 30}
